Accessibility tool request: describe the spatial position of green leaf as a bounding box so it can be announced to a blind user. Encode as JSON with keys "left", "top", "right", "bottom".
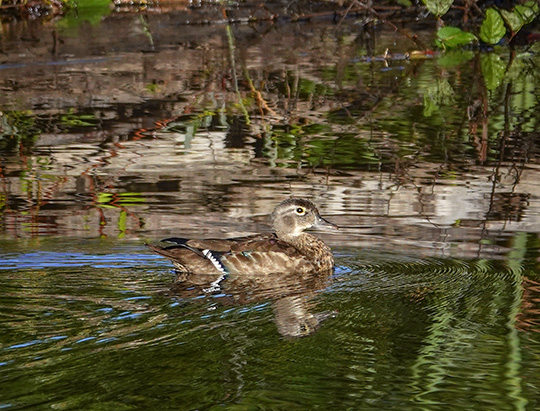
{"left": 422, "top": 0, "right": 453, "bottom": 17}
{"left": 480, "top": 53, "right": 506, "bottom": 90}
{"left": 60, "top": 109, "right": 97, "bottom": 127}
{"left": 57, "top": 0, "right": 112, "bottom": 31}
{"left": 437, "top": 49, "right": 475, "bottom": 67}
{"left": 500, "top": 9, "right": 525, "bottom": 34}
{"left": 516, "top": 1, "right": 540, "bottom": 25}
{"left": 423, "top": 94, "right": 438, "bottom": 117}
{"left": 423, "top": 79, "right": 455, "bottom": 117}
{"left": 118, "top": 210, "right": 127, "bottom": 239}
{"left": 436, "top": 27, "right": 477, "bottom": 49}
{"left": 500, "top": 2, "right": 539, "bottom": 35}
{"left": 395, "top": 0, "right": 412, "bottom": 6}
{"left": 480, "top": 8, "right": 506, "bottom": 45}
{"left": 145, "top": 83, "right": 159, "bottom": 93}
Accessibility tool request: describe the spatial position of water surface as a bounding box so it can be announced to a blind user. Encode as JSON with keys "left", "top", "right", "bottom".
{"left": 1, "top": 4, "right": 540, "bottom": 409}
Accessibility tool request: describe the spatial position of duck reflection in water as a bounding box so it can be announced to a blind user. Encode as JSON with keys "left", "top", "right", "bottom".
{"left": 147, "top": 199, "right": 338, "bottom": 337}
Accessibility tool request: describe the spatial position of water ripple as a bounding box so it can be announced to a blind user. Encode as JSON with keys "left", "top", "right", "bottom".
{"left": 1, "top": 248, "right": 539, "bottom": 410}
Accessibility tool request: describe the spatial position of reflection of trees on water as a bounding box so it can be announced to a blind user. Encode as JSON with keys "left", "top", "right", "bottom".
{"left": 334, "top": 251, "right": 538, "bottom": 407}
{"left": 0, "top": 9, "right": 539, "bottom": 261}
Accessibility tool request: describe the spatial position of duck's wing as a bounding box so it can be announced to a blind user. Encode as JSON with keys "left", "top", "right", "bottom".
{"left": 169, "top": 234, "right": 305, "bottom": 259}
{"left": 161, "top": 235, "right": 264, "bottom": 252}
{"left": 222, "top": 236, "right": 317, "bottom": 275}
{"left": 148, "top": 234, "right": 317, "bottom": 276}
{"left": 147, "top": 234, "right": 277, "bottom": 275}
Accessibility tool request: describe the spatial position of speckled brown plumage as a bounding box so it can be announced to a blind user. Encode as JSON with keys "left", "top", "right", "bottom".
{"left": 147, "top": 199, "right": 337, "bottom": 279}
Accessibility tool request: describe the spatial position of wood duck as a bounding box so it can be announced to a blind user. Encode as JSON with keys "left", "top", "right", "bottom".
{"left": 147, "top": 199, "right": 337, "bottom": 287}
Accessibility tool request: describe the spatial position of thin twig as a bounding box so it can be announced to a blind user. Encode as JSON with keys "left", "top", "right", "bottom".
{"left": 338, "top": 0, "right": 428, "bottom": 50}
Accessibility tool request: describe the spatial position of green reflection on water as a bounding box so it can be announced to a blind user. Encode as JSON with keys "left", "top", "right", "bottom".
{"left": 1, "top": 246, "right": 540, "bottom": 409}
{"left": 505, "top": 232, "right": 528, "bottom": 411}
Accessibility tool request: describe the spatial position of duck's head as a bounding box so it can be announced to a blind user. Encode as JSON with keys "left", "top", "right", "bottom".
{"left": 271, "top": 198, "right": 337, "bottom": 239}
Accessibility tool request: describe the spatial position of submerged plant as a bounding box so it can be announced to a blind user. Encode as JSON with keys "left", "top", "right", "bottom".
{"left": 0, "top": 111, "right": 41, "bottom": 153}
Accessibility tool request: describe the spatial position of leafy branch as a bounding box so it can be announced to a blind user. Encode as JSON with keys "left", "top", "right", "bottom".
{"left": 425, "top": 0, "right": 539, "bottom": 49}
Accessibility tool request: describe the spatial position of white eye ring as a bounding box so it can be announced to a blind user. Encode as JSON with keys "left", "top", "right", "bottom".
{"left": 295, "top": 207, "right": 306, "bottom": 215}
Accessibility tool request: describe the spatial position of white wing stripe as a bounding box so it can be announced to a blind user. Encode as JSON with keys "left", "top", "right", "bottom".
{"left": 202, "top": 249, "right": 227, "bottom": 274}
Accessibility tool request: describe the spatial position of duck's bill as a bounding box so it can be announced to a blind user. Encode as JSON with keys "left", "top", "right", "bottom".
{"left": 315, "top": 216, "right": 339, "bottom": 230}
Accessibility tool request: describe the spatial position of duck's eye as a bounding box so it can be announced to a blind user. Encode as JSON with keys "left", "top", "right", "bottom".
{"left": 295, "top": 207, "right": 306, "bottom": 215}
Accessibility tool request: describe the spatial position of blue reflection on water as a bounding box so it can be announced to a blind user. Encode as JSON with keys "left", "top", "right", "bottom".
{"left": 0, "top": 252, "right": 164, "bottom": 270}
{"left": 6, "top": 340, "right": 41, "bottom": 350}
{"left": 75, "top": 337, "right": 96, "bottom": 344}
{"left": 5, "top": 335, "right": 69, "bottom": 351}
{"left": 111, "top": 312, "right": 143, "bottom": 321}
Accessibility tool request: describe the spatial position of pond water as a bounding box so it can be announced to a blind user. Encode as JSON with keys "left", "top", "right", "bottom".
{"left": 1, "top": 3, "right": 540, "bottom": 410}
